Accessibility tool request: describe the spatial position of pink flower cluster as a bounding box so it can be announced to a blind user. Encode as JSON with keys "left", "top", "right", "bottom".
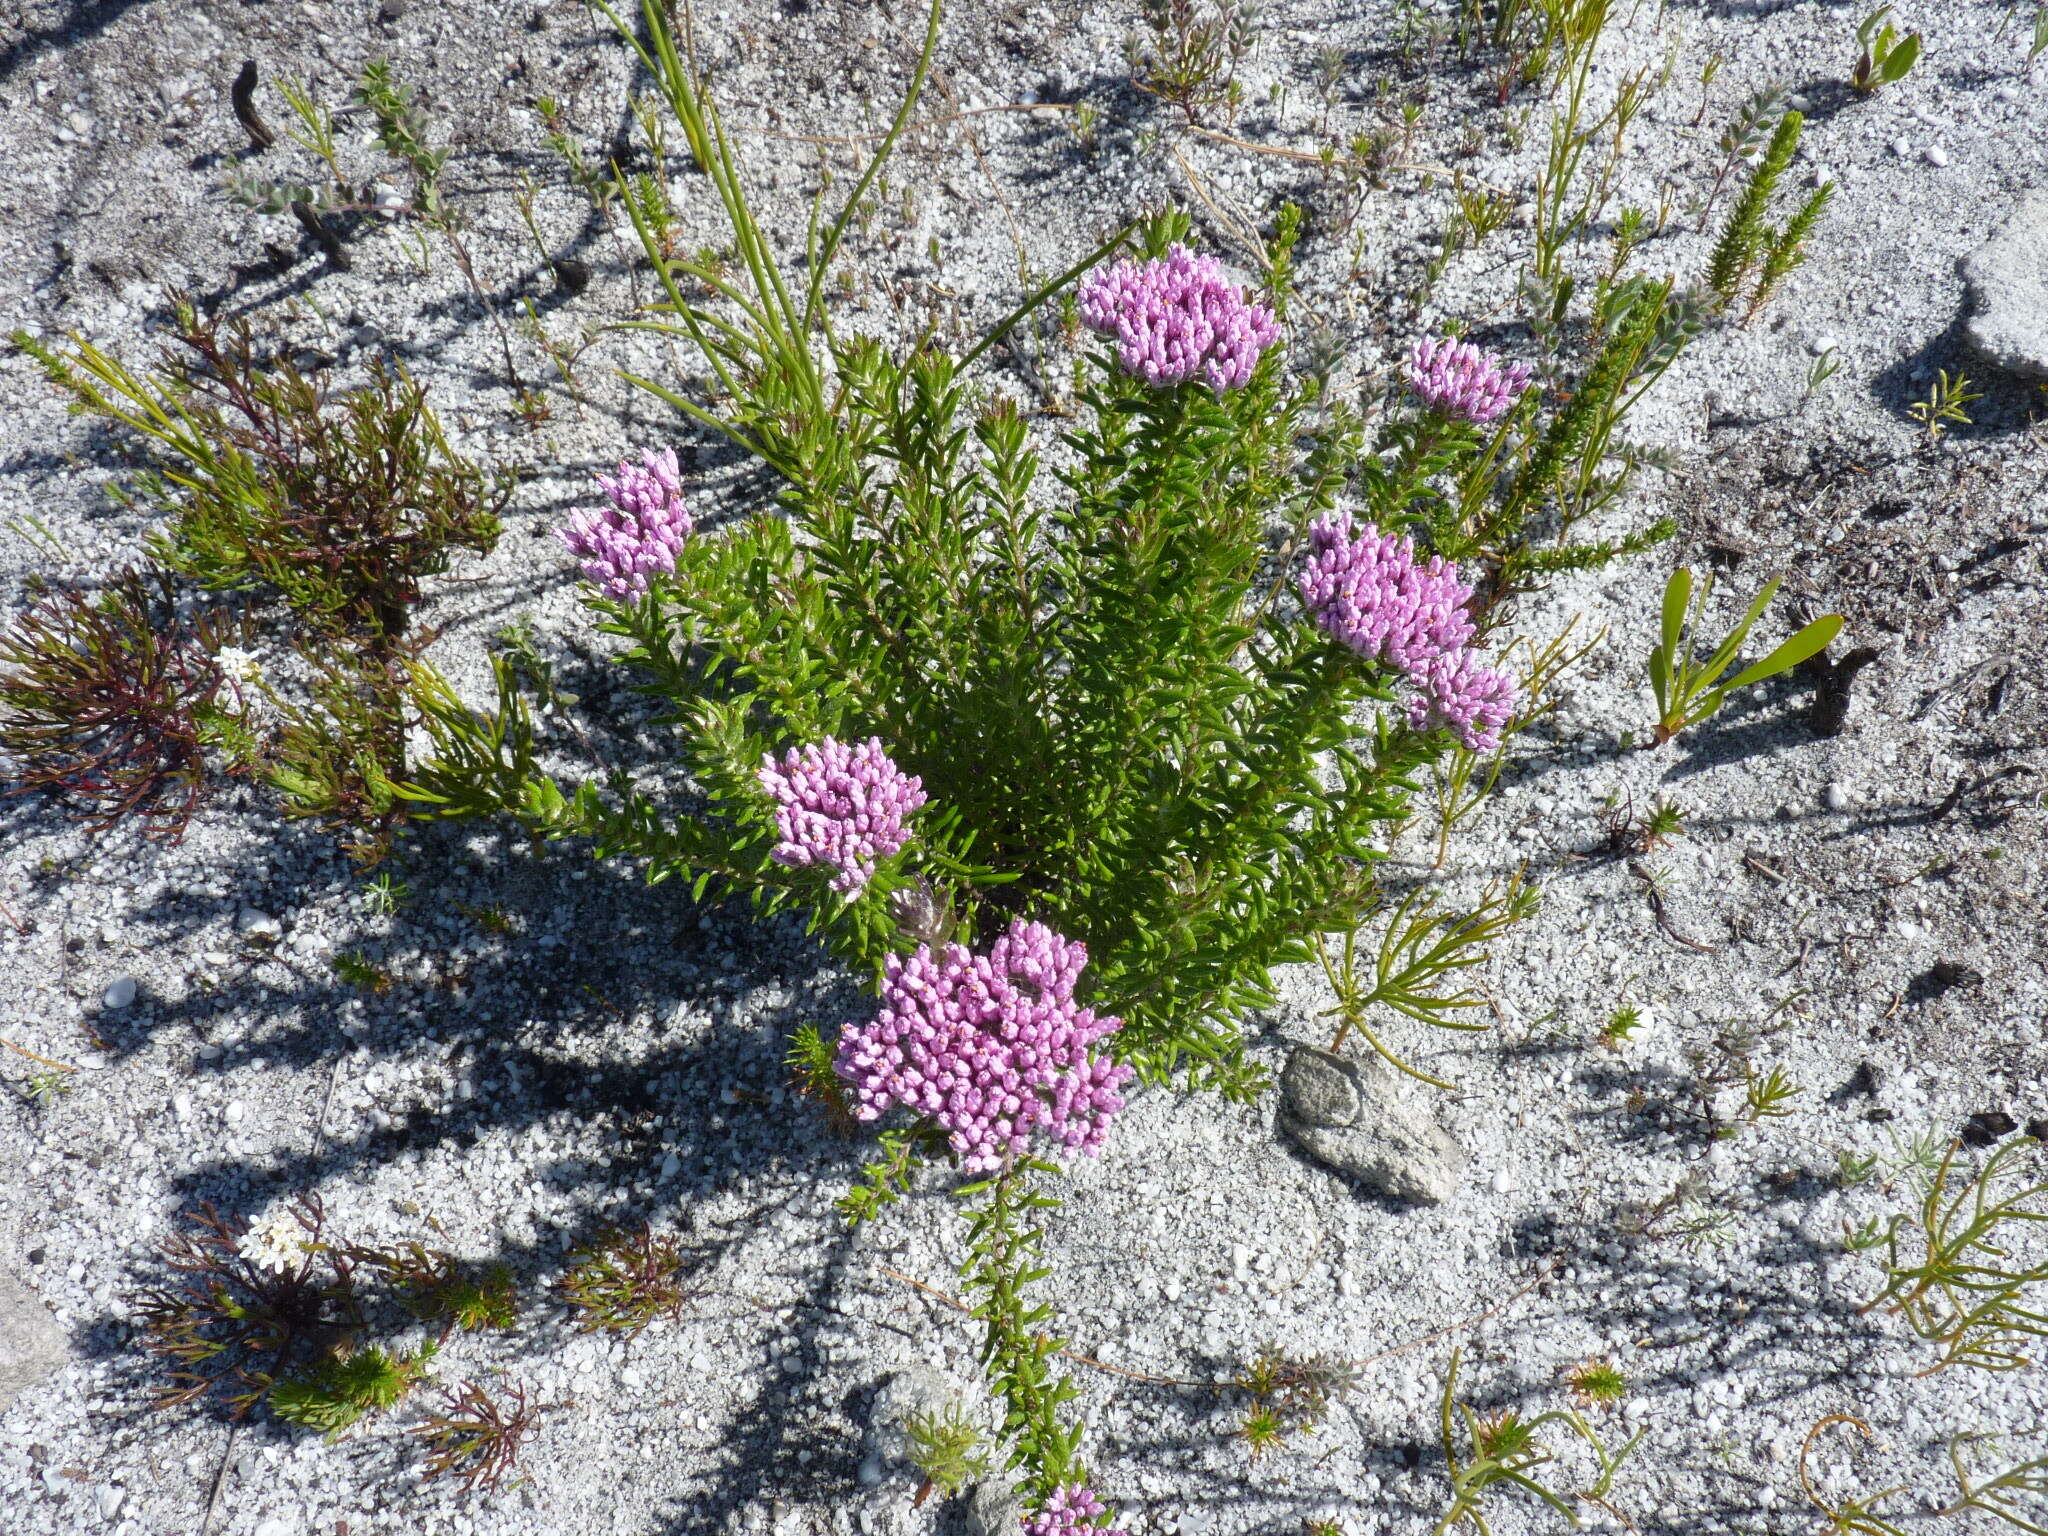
{"left": 1301, "top": 510, "right": 1518, "bottom": 752}
{"left": 1407, "top": 649, "right": 1518, "bottom": 752}
{"left": 834, "top": 919, "right": 1134, "bottom": 1172}
{"left": 1301, "top": 511, "right": 1476, "bottom": 672}
{"left": 1077, "top": 245, "right": 1278, "bottom": 392}
{"left": 1022, "top": 1485, "right": 1120, "bottom": 1536}
{"left": 557, "top": 448, "right": 694, "bottom": 599}
{"left": 757, "top": 737, "right": 926, "bottom": 897}
{"left": 1406, "top": 336, "right": 1534, "bottom": 426}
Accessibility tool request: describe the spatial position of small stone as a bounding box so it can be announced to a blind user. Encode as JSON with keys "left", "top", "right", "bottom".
{"left": 97, "top": 1485, "right": 125, "bottom": 1519}
{"left": 236, "top": 908, "right": 281, "bottom": 941}
{"left": 101, "top": 976, "right": 138, "bottom": 1009}
{"left": 172, "top": 1092, "right": 194, "bottom": 1119}
{"left": 1279, "top": 1045, "right": 1467, "bottom": 1205}
{"left": 1891, "top": 136, "right": 1912, "bottom": 158}
{"left": 1962, "top": 191, "right": 2048, "bottom": 382}
{"left": 0, "top": 1268, "right": 69, "bottom": 1412}
{"left": 1961, "top": 1111, "right": 2018, "bottom": 1148}
{"left": 223, "top": 1101, "right": 245, "bottom": 1126}
{"left": 1490, "top": 1170, "right": 1517, "bottom": 1196}
{"left": 1823, "top": 783, "right": 1850, "bottom": 812}
{"left": 253, "top": 1520, "right": 295, "bottom": 1536}
{"left": 966, "top": 1480, "right": 1026, "bottom": 1536}
{"left": 1809, "top": 334, "right": 1839, "bottom": 357}
{"left": 1278, "top": 1047, "right": 1361, "bottom": 1127}
{"left": 1922, "top": 144, "right": 1948, "bottom": 168}
{"left": 1896, "top": 919, "right": 1925, "bottom": 941}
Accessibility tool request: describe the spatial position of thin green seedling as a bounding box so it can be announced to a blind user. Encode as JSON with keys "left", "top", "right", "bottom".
{"left": 1939, "top": 1430, "right": 2048, "bottom": 1532}
{"left": 1433, "top": 1346, "right": 1645, "bottom": 1534}
{"left": 2031, "top": 6, "right": 2048, "bottom": 71}
{"left": 1837, "top": 1148, "right": 1882, "bottom": 1189}
{"left": 276, "top": 76, "right": 344, "bottom": 186}
{"left": 1909, "top": 369, "right": 1981, "bottom": 439}
{"left": 1645, "top": 568, "right": 1842, "bottom": 745}
{"left": 1850, "top": 6, "right": 1922, "bottom": 94}
{"left": 1595, "top": 1005, "right": 1643, "bottom": 1051}
{"left": 1805, "top": 347, "right": 1843, "bottom": 401}
{"left": 1860, "top": 1136, "right": 2048, "bottom": 1374}
{"left": 1801, "top": 1416, "right": 1911, "bottom": 1536}
{"left": 1316, "top": 873, "right": 1539, "bottom": 1091}
{"left": 1723, "top": 1061, "right": 1803, "bottom": 1138}
{"left": 1697, "top": 86, "right": 1787, "bottom": 232}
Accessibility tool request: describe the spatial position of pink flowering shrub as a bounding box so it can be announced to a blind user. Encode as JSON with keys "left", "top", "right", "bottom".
{"left": 1406, "top": 336, "right": 1534, "bottom": 426}
{"left": 756, "top": 736, "right": 926, "bottom": 896}
{"left": 1077, "top": 244, "right": 1278, "bottom": 391}
{"left": 418, "top": 98, "right": 1701, "bottom": 1510}
{"left": 834, "top": 919, "right": 1134, "bottom": 1171}
{"left": 556, "top": 447, "right": 693, "bottom": 598}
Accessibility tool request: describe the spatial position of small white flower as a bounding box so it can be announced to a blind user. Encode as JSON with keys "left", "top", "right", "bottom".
{"left": 237, "top": 1210, "right": 306, "bottom": 1274}
{"left": 214, "top": 647, "right": 264, "bottom": 686}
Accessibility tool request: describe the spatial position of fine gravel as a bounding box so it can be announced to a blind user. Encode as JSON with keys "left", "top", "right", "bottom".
{"left": 2, "top": 1, "right": 2046, "bottom": 1534}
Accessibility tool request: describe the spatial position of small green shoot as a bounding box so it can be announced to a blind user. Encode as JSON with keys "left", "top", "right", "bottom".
{"left": 1850, "top": 7, "right": 1923, "bottom": 94}
{"left": 1806, "top": 348, "right": 1843, "bottom": 399}
{"left": 1859, "top": 1136, "right": 2048, "bottom": 1374}
{"left": 1433, "top": 1347, "right": 1645, "bottom": 1533}
{"left": 905, "top": 1402, "right": 994, "bottom": 1505}
{"left": 1802, "top": 1416, "right": 1911, "bottom": 1536}
{"left": 556, "top": 1224, "right": 694, "bottom": 1337}
{"left": 1646, "top": 568, "right": 1843, "bottom": 745}
{"left": 271, "top": 1342, "right": 437, "bottom": 1440}
{"left": 1726, "top": 1062, "right": 1805, "bottom": 1137}
{"left": 1596, "top": 1006, "right": 1643, "bottom": 1052}
{"left": 1234, "top": 1345, "right": 1362, "bottom": 1458}
{"left": 1908, "top": 369, "right": 1982, "bottom": 440}
{"left": 363, "top": 871, "right": 410, "bottom": 916}
{"left": 1939, "top": 1430, "right": 2048, "bottom": 1530}
{"left": 333, "top": 950, "right": 394, "bottom": 994}
{"left": 1564, "top": 1359, "right": 1628, "bottom": 1408}
{"left": 1315, "top": 873, "right": 1539, "bottom": 1091}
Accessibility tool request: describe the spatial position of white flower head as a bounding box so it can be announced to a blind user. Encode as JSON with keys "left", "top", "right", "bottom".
{"left": 237, "top": 1209, "right": 307, "bottom": 1274}
{"left": 214, "top": 647, "right": 264, "bottom": 687}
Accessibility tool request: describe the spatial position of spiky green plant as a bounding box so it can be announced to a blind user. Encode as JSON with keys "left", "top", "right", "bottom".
{"left": 1860, "top": 1137, "right": 2048, "bottom": 1374}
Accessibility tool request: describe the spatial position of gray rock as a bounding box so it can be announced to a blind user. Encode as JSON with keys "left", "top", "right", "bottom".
{"left": 1278, "top": 1045, "right": 1467, "bottom": 1205}
{"left": 966, "top": 1479, "right": 1026, "bottom": 1536}
{"left": 858, "top": 1363, "right": 956, "bottom": 1489}
{"left": 1962, "top": 191, "right": 2048, "bottom": 382}
{"left": 0, "top": 1268, "right": 68, "bottom": 1411}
